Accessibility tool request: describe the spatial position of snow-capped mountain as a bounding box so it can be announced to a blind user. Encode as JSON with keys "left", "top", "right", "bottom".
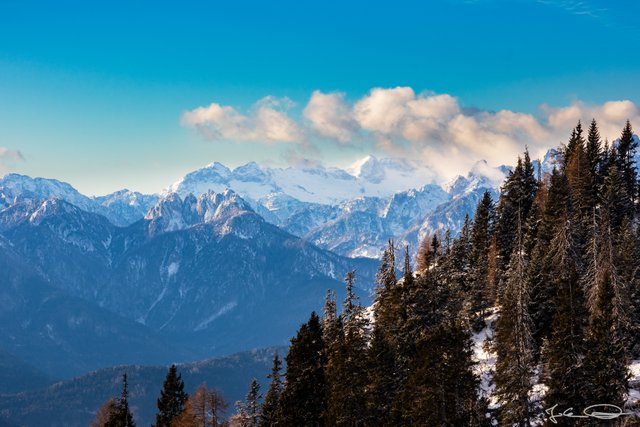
{"left": 167, "top": 155, "right": 435, "bottom": 205}
{"left": 0, "top": 174, "right": 101, "bottom": 216}
{"left": 0, "top": 155, "right": 512, "bottom": 259}
{"left": 0, "top": 174, "right": 158, "bottom": 227}
{"left": 163, "top": 156, "right": 509, "bottom": 258}
{"left": 93, "top": 189, "right": 159, "bottom": 226}
{"left": 301, "top": 184, "right": 451, "bottom": 258}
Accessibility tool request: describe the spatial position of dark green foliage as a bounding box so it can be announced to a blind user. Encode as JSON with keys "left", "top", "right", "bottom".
{"left": 467, "top": 192, "right": 495, "bottom": 330}
{"left": 154, "top": 364, "right": 188, "bottom": 427}
{"left": 401, "top": 320, "right": 480, "bottom": 426}
{"left": 494, "top": 150, "right": 538, "bottom": 289}
{"left": 529, "top": 169, "right": 572, "bottom": 352}
{"left": 542, "top": 216, "right": 586, "bottom": 414}
{"left": 105, "top": 374, "right": 136, "bottom": 427}
{"left": 616, "top": 120, "right": 637, "bottom": 215}
{"left": 398, "top": 252, "right": 480, "bottom": 425}
{"left": 616, "top": 218, "right": 640, "bottom": 356}
{"left": 582, "top": 270, "right": 629, "bottom": 409}
{"left": 602, "top": 157, "right": 629, "bottom": 232}
{"left": 325, "top": 271, "right": 370, "bottom": 426}
{"left": 278, "top": 312, "right": 326, "bottom": 426}
{"left": 243, "top": 378, "right": 261, "bottom": 427}
{"left": 374, "top": 240, "right": 402, "bottom": 348}
{"left": 493, "top": 217, "right": 535, "bottom": 427}
{"left": 366, "top": 326, "right": 397, "bottom": 425}
{"left": 585, "top": 118, "right": 603, "bottom": 205}
{"left": 260, "top": 354, "right": 282, "bottom": 427}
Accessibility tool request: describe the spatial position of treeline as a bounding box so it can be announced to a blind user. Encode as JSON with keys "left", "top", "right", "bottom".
{"left": 95, "top": 120, "right": 640, "bottom": 426}
{"left": 93, "top": 365, "right": 230, "bottom": 427}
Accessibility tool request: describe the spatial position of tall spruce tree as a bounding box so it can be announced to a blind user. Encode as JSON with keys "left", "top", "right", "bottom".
{"left": 493, "top": 214, "right": 535, "bottom": 427}
{"left": 401, "top": 318, "right": 480, "bottom": 426}
{"left": 374, "top": 240, "right": 403, "bottom": 351}
{"left": 400, "top": 251, "right": 480, "bottom": 426}
{"left": 616, "top": 218, "right": 640, "bottom": 355}
{"left": 585, "top": 118, "right": 603, "bottom": 205}
{"left": 243, "top": 378, "right": 261, "bottom": 427}
{"left": 278, "top": 312, "right": 326, "bottom": 426}
{"left": 541, "top": 214, "right": 586, "bottom": 414}
{"left": 494, "top": 151, "right": 538, "bottom": 290}
{"left": 581, "top": 270, "right": 629, "bottom": 409}
{"left": 260, "top": 353, "right": 282, "bottom": 427}
{"left": 326, "top": 271, "right": 369, "bottom": 426}
{"left": 366, "top": 325, "right": 397, "bottom": 425}
{"left": 616, "top": 120, "right": 637, "bottom": 215}
{"left": 105, "top": 374, "right": 136, "bottom": 427}
{"left": 154, "top": 364, "right": 188, "bottom": 427}
{"left": 467, "top": 191, "right": 495, "bottom": 329}
{"left": 529, "top": 169, "right": 571, "bottom": 352}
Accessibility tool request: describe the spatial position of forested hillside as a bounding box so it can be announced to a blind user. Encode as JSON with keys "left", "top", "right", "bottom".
{"left": 222, "top": 120, "right": 640, "bottom": 426}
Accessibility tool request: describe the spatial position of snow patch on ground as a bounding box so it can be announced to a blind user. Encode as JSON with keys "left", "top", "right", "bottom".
{"left": 627, "top": 360, "right": 640, "bottom": 407}
{"left": 473, "top": 308, "right": 498, "bottom": 407}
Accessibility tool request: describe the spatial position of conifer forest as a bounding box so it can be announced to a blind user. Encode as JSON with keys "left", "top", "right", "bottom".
{"left": 91, "top": 120, "right": 640, "bottom": 426}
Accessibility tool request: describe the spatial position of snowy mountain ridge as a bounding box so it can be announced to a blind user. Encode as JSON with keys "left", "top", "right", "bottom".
{"left": 2, "top": 148, "right": 587, "bottom": 259}
{"left": 167, "top": 155, "right": 436, "bottom": 205}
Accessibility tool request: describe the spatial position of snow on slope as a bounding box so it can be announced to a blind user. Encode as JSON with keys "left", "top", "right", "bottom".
{"left": 0, "top": 174, "right": 159, "bottom": 227}
{"left": 167, "top": 155, "right": 436, "bottom": 204}
{"left": 473, "top": 308, "right": 640, "bottom": 425}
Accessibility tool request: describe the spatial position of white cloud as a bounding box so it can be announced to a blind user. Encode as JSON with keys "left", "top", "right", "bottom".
{"left": 543, "top": 100, "right": 640, "bottom": 144}
{"left": 183, "top": 88, "right": 640, "bottom": 182}
{"left": 303, "top": 91, "right": 356, "bottom": 142}
{"left": 313, "top": 87, "right": 639, "bottom": 180}
{"left": 181, "top": 97, "right": 303, "bottom": 143}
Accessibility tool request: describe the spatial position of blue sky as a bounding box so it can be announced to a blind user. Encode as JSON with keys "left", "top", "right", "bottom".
{"left": 0, "top": 0, "right": 639, "bottom": 194}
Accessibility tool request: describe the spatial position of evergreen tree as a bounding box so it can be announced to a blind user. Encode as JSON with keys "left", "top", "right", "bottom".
{"left": 581, "top": 270, "right": 629, "bottom": 409}
{"left": 564, "top": 122, "right": 591, "bottom": 220}
{"left": 278, "top": 312, "right": 326, "bottom": 426}
{"left": 529, "top": 169, "right": 572, "bottom": 352}
{"left": 494, "top": 151, "right": 538, "bottom": 289}
{"left": 105, "top": 374, "right": 136, "bottom": 427}
{"left": 416, "top": 234, "right": 432, "bottom": 272}
{"left": 243, "top": 378, "right": 261, "bottom": 427}
{"left": 445, "top": 214, "right": 471, "bottom": 294}
{"left": 585, "top": 118, "right": 603, "bottom": 205}
{"left": 542, "top": 214, "right": 586, "bottom": 414}
{"left": 617, "top": 218, "right": 640, "bottom": 355}
{"left": 321, "top": 289, "right": 341, "bottom": 350}
{"left": 493, "top": 215, "right": 535, "bottom": 427}
{"left": 616, "top": 120, "right": 637, "bottom": 214}
{"left": 326, "top": 271, "right": 369, "bottom": 426}
{"left": 400, "top": 250, "right": 480, "bottom": 425}
{"left": 374, "top": 240, "right": 403, "bottom": 350}
{"left": 584, "top": 207, "right": 629, "bottom": 330}
{"left": 365, "top": 326, "right": 397, "bottom": 426}
{"left": 467, "top": 191, "right": 495, "bottom": 329}
{"left": 602, "top": 160, "right": 628, "bottom": 233}
{"left": 260, "top": 354, "right": 282, "bottom": 427}
{"left": 154, "top": 364, "right": 188, "bottom": 427}
{"left": 401, "top": 319, "right": 480, "bottom": 426}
